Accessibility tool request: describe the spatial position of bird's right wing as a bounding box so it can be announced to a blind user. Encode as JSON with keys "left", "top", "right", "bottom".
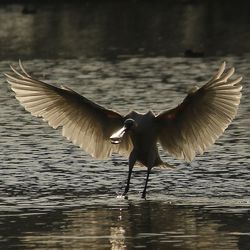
{"left": 5, "top": 61, "right": 133, "bottom": 159}
{"left": 156, "top": 62, "right": 242, "bottom": 162}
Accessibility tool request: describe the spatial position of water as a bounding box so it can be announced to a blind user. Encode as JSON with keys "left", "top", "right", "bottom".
{"left": 2, "top": 1, "right": 250, "bottom": 59}
{"left": 0, "top": 57, "right": 249, "bottom": 249}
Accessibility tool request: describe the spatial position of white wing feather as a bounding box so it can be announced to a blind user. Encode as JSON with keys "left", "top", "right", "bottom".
{"left": 157, "top": 62, "right": 242, "bottom": 162}
{"left": 5, "top": 61, "right": 132, "bottom": 159}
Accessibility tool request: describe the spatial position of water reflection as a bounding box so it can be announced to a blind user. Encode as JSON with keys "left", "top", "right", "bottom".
{"left": 0, "top": 201, "right": 248, "bottom": 250}
{"left": 1, "top": 1, "right": 250, "bottom": 59}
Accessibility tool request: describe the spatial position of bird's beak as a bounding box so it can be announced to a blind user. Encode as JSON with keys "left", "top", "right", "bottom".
{"left": 110, "top": 126, "right": 127, "bottom": 144}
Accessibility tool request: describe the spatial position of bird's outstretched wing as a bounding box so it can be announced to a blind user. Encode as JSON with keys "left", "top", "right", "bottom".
{"left": 156, "top": 62, "right": 242, "bottom": 162}
{"left": 5, "top": 61, "right": 132, "bottom": 159}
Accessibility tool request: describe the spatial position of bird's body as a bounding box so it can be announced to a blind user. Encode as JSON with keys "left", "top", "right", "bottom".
{"left": 126, "top": 111, "right": 161, "bottom": 167}
{"left": 5, "top": 61, "right": 243, "bottom": 198}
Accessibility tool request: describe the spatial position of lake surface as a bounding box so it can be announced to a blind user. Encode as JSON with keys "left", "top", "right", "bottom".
{"left": 1, "top": 1, "right": 250, "bottom": 59}
{"left": 0, "top": 57, "right": 249, "bottom": 249}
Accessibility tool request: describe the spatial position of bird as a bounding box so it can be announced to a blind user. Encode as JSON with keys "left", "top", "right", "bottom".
{"left": 5, "top": 61, "right": 242, "bottom": 198}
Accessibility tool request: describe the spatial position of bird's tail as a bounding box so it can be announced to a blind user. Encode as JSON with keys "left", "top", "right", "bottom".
{"left": 158, "top": 161, "right": 176, "bottom": 169}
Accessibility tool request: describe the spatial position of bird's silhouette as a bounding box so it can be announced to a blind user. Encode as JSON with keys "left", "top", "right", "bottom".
{"left": 5, "top": 61, "right": 242, "bottom": 198}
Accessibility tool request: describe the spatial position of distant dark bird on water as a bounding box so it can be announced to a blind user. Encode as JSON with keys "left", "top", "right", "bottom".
{"left": 184, "top": 49, "right": 205, "bottom": 58}
{"left": 5, "top": 61, "right": 242, "bottom": 198}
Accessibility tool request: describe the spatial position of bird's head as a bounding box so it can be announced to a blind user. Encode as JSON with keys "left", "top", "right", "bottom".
{"left": 110, "top": 118, "right": 137, "bottom": 144}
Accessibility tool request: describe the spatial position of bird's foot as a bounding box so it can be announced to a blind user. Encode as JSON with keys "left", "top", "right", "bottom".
{"left": 122, "top": 191, "right": 129, "bottom": 199}
{"left": 141, "top": 191, "right": 147, "bottom": 199}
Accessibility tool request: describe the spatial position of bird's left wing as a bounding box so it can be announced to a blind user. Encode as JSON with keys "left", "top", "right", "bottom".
{"left": 5, "top": 61, "right": 132, "bottom": 159}
{"left": 156, "top": 62, "right": 242, "bottom": 162}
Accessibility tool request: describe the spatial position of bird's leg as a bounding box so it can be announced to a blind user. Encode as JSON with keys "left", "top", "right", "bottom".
{"left": 141, "top": 168, "right": 151, "bottom": 199}
{"left": 123, "top": 151, "right": 136, "bottom": 196}
{"left": 123, "top": 166, "right": 133, "bottom": 196}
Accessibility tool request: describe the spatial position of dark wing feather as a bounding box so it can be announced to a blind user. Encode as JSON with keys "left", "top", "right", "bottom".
{"left": 156, "top": 62, "right": 242, "bottom": 162}
{"left": 5, "top": 61, "right": 132, "bottom": 159}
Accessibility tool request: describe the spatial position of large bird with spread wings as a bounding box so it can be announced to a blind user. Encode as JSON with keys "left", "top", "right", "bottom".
{"left": 5, "top": 61, "right": 242, "bottom": 198}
